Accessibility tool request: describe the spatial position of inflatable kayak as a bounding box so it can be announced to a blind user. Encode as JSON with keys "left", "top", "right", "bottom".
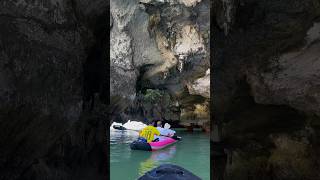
{"left": 138, "top": 164, "right": 201, "bottom": 180}
{"left": 130, "top": 136, "right": 181, "bottom": 151}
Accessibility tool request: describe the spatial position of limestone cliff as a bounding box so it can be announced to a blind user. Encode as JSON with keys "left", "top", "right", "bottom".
{"left": 110, "top": 0, "right": 210, "bottom": 127}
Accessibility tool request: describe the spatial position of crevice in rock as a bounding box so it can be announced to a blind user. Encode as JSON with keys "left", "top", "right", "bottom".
{"left": 82, "top": 11, "right": 109, "bottom": 111}
{"left": 136, "top": 64, "right": 155, "bottom": 94}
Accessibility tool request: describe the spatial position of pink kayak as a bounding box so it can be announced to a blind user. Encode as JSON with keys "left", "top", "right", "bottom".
{"left": 130, "top": 136, "right": 181, "bottom": 151}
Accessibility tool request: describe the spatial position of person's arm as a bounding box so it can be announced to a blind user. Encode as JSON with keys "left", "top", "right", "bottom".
{"left": 155, "top": 128, "right": 160, "bottom": 136}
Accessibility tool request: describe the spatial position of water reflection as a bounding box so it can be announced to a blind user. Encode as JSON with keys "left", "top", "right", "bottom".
{"left": 138, "top": 145, "right": 177, "bottom": 176}
{"left": 110, "top": 130, "right": 139, "bottom": 163}
{"left": 110, "top": 129, "right": 139, "bottom": 144}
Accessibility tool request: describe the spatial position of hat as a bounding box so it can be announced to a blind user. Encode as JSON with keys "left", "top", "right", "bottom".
{"left": 164, "top": 123, "right": 171, "bottom": 129}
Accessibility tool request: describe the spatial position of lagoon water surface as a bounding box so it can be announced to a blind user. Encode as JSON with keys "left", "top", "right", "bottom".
{"left": 110, "top": 129, "right": 210, "bottom": 180}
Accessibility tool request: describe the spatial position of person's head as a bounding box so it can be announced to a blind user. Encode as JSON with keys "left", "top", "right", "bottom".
{"left": 157, "top": 121, "right": 162, "bottom": 127}
{"left": 164, "top": 123, "right": 171, "bottom": 129}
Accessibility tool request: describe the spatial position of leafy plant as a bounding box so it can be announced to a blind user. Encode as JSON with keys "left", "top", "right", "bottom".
{"left": 143, "top": 89, "right": 163, "bottom": 103}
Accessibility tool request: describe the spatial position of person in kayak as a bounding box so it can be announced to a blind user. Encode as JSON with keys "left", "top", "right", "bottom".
{"left": 156, "top": 121, "right": 176, "bottom": 137}
{"left": 156, "top": 120, "right": 163, "bottom": 128}
{"left": 138, "top": 123, "right": 160, "bottom": 143}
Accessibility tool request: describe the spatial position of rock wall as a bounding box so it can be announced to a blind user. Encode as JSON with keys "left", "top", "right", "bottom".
{"left": 2, "top": 0, "right": 318, "bottom": 179}
{"left": 0, "top": 0, "right": 109, "bottom": 179}
{"left": 110, "top": 0, "right": 210, "bottom": 125}
{"left": 213, "top": 0, "right": 320, "bottom": 179}
{"left": 0, "top": 0, "right": 210, "bottom": 178}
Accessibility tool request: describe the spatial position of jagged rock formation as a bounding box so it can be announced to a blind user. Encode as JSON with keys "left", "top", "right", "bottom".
{"left": 213, "top": 0, "right": 320, "bottom": 179}
{"left": 187, "top": 69, "right": 210, "bottom": 98}
{"left": 3, "top": 0, "right": 319, "bottom": 179}
{"left": 110, "top": 0, "right": 210, "bottom": 126}
{"left": 247, "top": 22, "right": 320, "bottom": 117}
{"left": 110, "top": 0, "right": 163, "bottom": 99}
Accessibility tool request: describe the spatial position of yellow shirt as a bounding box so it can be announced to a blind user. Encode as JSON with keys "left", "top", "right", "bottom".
{"left": 139, "top": 126, "right": 160, "bottom": 143}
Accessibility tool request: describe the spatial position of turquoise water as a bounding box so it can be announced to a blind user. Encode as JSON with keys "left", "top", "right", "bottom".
{"left": 110, "top": 129, "right": 210, "bottom": 180}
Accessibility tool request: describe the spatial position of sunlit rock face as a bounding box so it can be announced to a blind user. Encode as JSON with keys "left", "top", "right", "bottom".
{"left": 110, "top": 3, "right": 136, "bottom": 99}
{"left": 140, "top": 0, "right": 201, "bottom": 7}
{"left": 142, "top": 0, "right": 210, "bottom": 103}
{"left": 178, "top": 0, "right": 202, "bottom": 7}
{"left": 110, "top": 0, "right": 163, "bottom": 99}
{"left": 174, "top": 24, "right": 206, "bottom": 59}
{"left": 110, "top": 0, "right": 210, "bottom": 125}
{"left": 187, "top": 69, "right": 210, "bottom": 98}
{"left": 142, "top": 0, "right": 210, "bottom": 125}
